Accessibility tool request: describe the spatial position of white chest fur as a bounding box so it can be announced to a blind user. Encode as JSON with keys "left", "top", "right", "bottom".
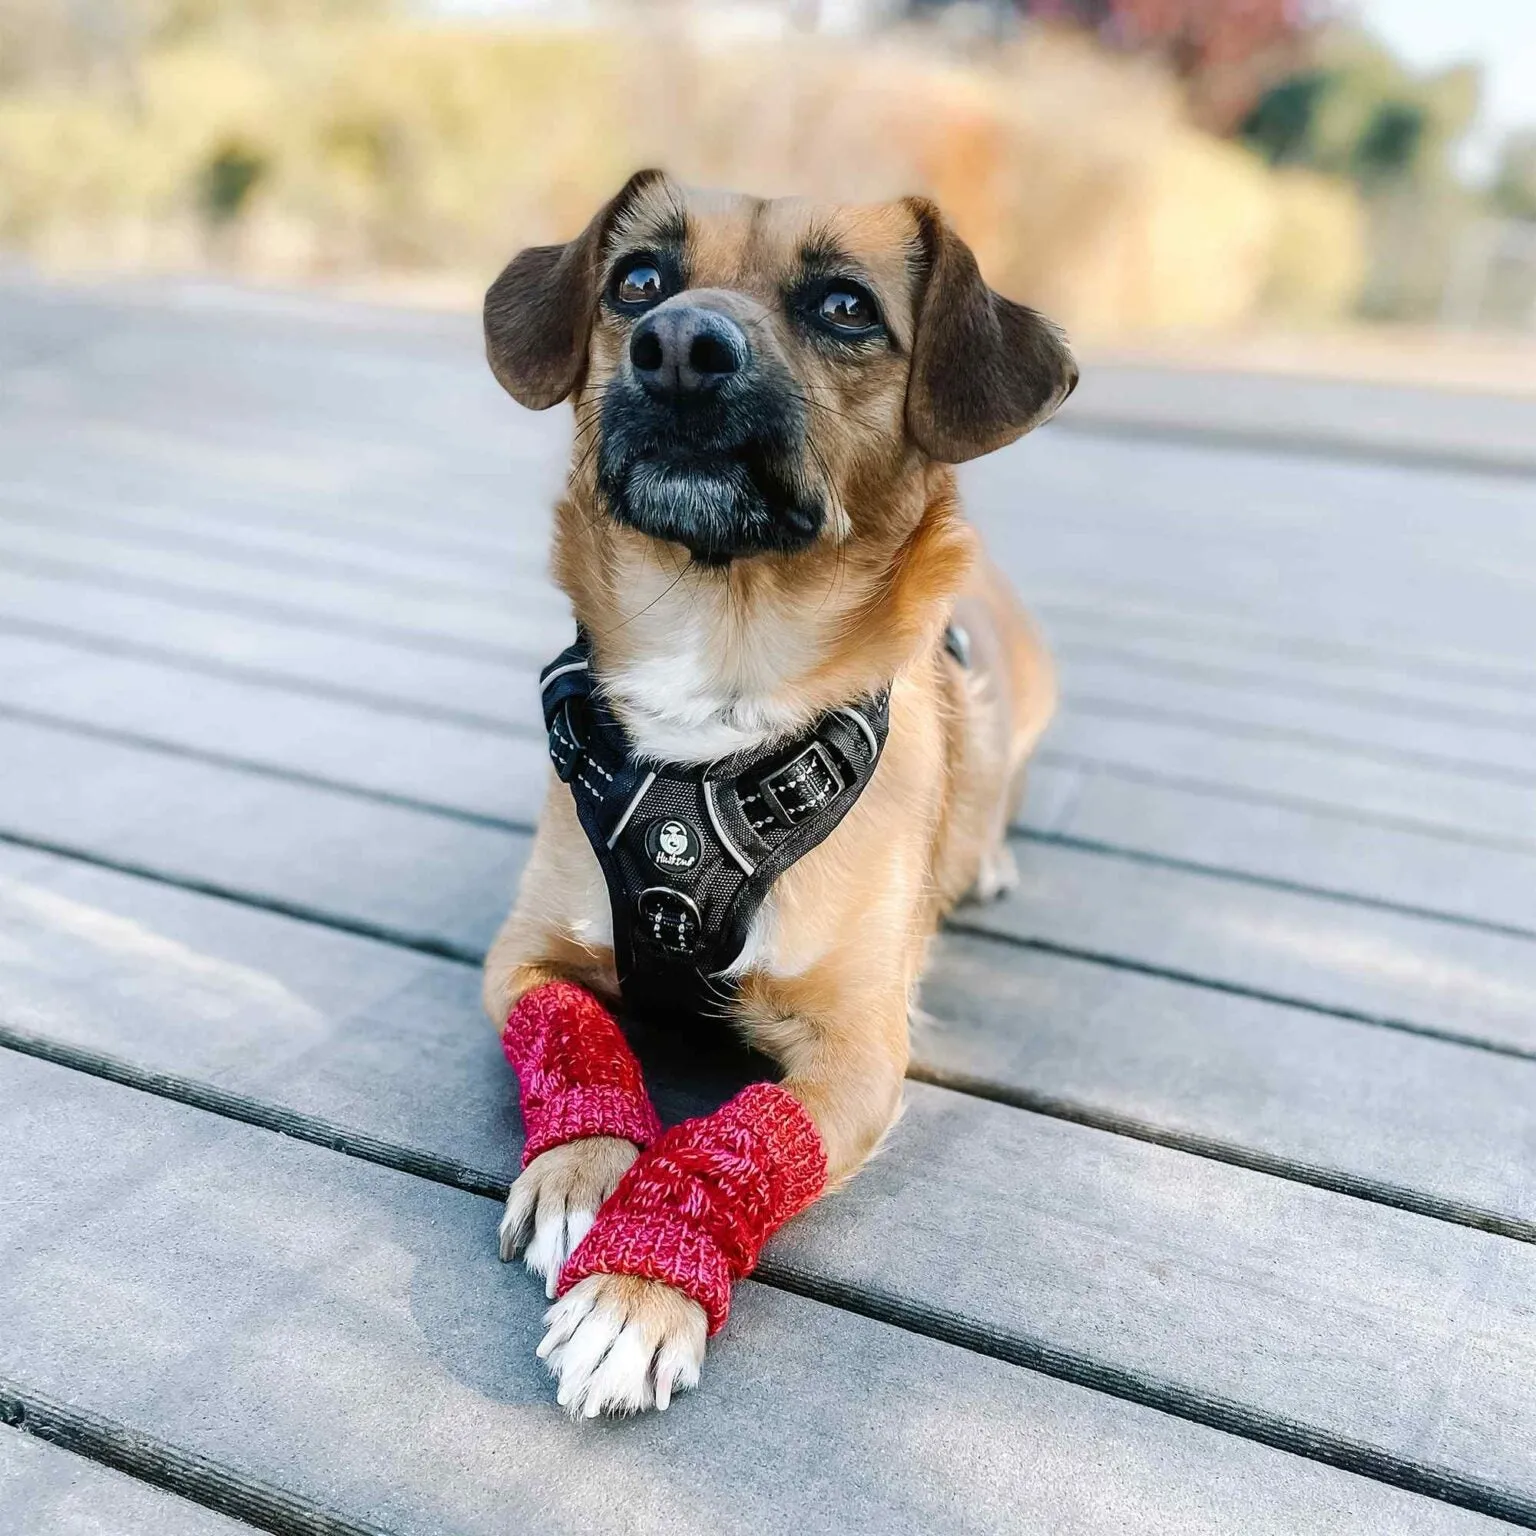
{"left": 597, "top": 575, "right": 824, "bottom": 766}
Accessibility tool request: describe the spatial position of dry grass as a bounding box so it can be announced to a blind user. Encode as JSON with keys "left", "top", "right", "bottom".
{"left": 0, "top": 13, "right": 1366, "bottom": 337}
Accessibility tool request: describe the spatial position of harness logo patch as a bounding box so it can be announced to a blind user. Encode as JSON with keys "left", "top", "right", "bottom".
{"left": 645, "top": 817, "right": 702, "bottom": 873}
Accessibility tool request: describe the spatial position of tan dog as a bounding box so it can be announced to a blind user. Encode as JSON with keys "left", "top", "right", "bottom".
{"left": 482, "top": 170, "right": 1074, "bottom": 1415}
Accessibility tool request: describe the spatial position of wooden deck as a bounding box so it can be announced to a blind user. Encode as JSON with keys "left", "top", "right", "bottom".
{"left": 2, "top": 271, "right": 1534, "bottom": 1536}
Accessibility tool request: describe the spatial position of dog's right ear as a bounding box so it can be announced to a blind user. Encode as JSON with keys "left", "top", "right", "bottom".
{"left": 903, "top": 198, "right": 1078, "bottom": 464}
{"left": 484, "top": 169, "right": 667, "bottom": 410}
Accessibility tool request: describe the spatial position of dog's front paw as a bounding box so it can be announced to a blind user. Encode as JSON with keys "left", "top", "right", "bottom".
{"left": 538, "top": 1273, "right": 708, "bottom": 1417}
{"left": 499, "top": 1137, "right": 640, "bottom": 1296}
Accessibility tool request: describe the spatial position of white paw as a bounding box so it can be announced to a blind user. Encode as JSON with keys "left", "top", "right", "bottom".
{"left": 539, "top": 1273, "right": 708, "bottom": 1417}
{"left": 498, "top": 1137, "right": 639, "bottom": 1298}
{"left": 967, "top": 842, "right": 1019, "bottom": 904}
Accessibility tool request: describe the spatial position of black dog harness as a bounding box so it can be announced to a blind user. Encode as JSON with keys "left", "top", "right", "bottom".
{"left": 540, "top": 635, "right": 890, "bottom": 1023}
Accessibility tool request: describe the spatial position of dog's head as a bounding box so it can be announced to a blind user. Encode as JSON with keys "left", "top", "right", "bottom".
{"left": 485, "top": 170, "right": 1076, "bottom": 568}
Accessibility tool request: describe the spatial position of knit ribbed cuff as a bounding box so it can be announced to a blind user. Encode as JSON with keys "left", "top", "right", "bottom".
{"left": 502, "top": 981, "right": 661, "bottom": 1168}
{"left": 561, "top": 1210, "right": 734, "bottom": 1332}
{"left": 557, "top": 1082, "right": 829, "bottom": 1334}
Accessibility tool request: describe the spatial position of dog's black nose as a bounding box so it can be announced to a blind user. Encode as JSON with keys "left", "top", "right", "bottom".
{"left": 629, "top": 307, "right": 748, "bottom": 400}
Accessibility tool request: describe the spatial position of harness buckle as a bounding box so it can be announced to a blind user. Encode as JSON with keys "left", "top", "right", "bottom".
{"left": 636, "top": 887, "right": 704, "bottom": 958}
{"left": 760, "top": 740, "right": 843, "bottom": 828}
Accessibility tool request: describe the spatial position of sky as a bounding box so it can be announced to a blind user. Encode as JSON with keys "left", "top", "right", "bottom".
{"left": 1355, "top": 0, "right": 1536, "bottom": 172}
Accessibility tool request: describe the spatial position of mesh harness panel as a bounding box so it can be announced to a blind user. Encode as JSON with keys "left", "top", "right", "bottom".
{"left": 540, "top": 634, "right": 891, "bottom": 1024}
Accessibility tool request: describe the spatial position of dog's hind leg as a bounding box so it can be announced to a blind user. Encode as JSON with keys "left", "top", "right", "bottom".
{"left": 951, "top": 556, "right": 1056, "bottom": 907}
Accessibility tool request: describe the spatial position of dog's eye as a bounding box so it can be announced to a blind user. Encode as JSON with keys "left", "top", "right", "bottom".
{"left": 615, "top": 262, "right": 665, "bottom": 307}
{"left": 818, "top": 285, "right": 879, "bottom": 334}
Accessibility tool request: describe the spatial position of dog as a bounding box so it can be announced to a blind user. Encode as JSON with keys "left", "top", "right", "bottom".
{"left": 481, "top": 170, "right": 1074, "bottom": 1417}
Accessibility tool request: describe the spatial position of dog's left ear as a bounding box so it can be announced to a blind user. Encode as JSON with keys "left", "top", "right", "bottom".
{"left": 484, "top": 169, "right": 667, "bottom": 410}
{"left": 903, "top": 199, "right": 1078, "bottom": 464}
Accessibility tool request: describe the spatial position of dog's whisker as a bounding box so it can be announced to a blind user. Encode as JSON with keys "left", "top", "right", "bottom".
{"left": 787, "top": 380, "right": 887, "bottom": 437}
{"left": 607, "top": 553, "right": 696, "bottom": 634}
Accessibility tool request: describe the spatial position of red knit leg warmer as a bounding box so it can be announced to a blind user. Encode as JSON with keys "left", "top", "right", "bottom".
{"left": 501, "top": 980, "right": 661, "bottom": 1168}
{"left": 556, "top": 1081, "right": 828, "bottom": 1334}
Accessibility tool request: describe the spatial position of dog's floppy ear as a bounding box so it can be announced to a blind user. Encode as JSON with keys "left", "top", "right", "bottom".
{"left": 903, "top": 198, "right": 1078, "bottom": 464}
{"left": 484, "top": 169, "right": 667, "bottom": 410}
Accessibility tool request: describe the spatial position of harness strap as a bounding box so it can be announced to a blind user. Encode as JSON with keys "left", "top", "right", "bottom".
{"left": 540, "top": 635, "right": 890, "bottom": 1024}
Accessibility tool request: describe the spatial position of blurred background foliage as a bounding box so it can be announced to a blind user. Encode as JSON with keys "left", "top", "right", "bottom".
{"left": 0, "top": 0, "right": 1530, "bottom": 336}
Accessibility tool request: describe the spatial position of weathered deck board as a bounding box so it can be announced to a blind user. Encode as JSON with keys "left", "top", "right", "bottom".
{"left": 1033, "top": 585, "right": 1536, "bottom": 697}
{"left": 7, "top": 487, "right": 539, "bottom": 596}
{"left": 0, "top": 713, "right": 521, "bottom": 955}
{"left": 0, "top": 519, "right": 560, "bottom": 660}
{"left": 0, "top": 630, "right": 545, "bottom": 811}
{"left": 1052, "top": 358, "right": 1536, "bottom": 471}
{"left": 967, "top": 443, "right": 1536, "bottom": 666}
{"left": 1046, "top": 619, "right": 1536, "bottom": 728}
{"left": 0, "top": 1430, "right": 255, "bottom": 1536}
{"left": 1056, "top": 654, "right": 1536, "bottom": 777}
{"left": 919, "top": 933, "right": 1536, "bottom": 1224}
{"left": 1042, "top": 764, "right": 1536, "bottom": 931}
{"left": 957, "top": 840, "right": 1536, "bottom": 1055}
{"left": 0, "top": 565, "right": 529, "bottom": 724}
{"left": 1041, "top": 713, "right": 1536, "bottom": 843}
{"left": 8, "top": 1051, "right": 1507, "bottom": 1536}
{"left": 980, "top": 440, "right": 1536, "bottom": 578}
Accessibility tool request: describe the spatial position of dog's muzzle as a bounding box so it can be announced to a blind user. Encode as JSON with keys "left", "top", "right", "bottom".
{"left": 596, "top": 302, "right": 824, "bottom": 565}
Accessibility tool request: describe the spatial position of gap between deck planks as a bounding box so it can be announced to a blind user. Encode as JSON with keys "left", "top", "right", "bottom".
{"left": 1, "top": 838, "right": 1534, "bottom": 1524}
